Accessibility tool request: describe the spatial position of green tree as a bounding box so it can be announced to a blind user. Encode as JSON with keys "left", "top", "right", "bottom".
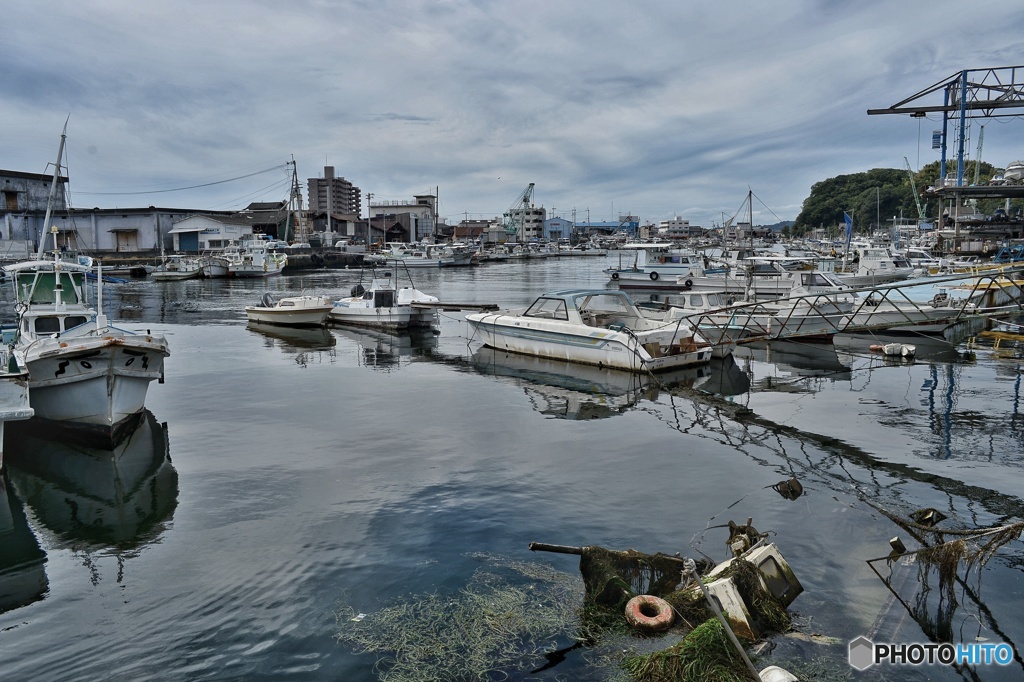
{"left": 794, "top": 168, "right": 913, "bottom": 234}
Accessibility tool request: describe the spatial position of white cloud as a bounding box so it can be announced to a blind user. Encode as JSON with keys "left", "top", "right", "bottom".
{"left": 2, "top": 0, "right": 1022, "bottom": 225}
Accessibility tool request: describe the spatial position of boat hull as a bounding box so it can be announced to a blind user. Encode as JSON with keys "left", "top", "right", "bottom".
{"left": 151, "top": 270, "right": 200, "bottom": 281}
{"left": 244, "top": 306, "right": 331, "bottom": 327}
{"left": 467, "top": 316, "right": 712, "bottom": 372}
{"left": 23, "top": 335, "right": 168, "bottom": 447}
{"left": 329, "top": 306, "right": 435, "bottom": 331}
{"left": 230, "top": 265, "right": 285, "bottom": 278}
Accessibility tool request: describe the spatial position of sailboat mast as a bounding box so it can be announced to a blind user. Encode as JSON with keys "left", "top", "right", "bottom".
{"left": 37, "top": 120, "right": 68, "bottom": 261}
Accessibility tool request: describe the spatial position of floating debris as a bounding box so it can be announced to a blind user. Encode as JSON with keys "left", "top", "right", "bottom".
{"left": 530, "top": 520, "right": 801, "bottom": 682}
{"left": 770, "top": 477, "right": 804, "bottom": 501}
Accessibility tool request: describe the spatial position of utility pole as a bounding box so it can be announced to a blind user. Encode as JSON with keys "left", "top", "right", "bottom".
{"left": 366, "top": 192, "right": 373, "bottom": 246}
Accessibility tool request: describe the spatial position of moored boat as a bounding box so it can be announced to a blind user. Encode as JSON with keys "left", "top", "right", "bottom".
{"left": 244, "top": 292, "right": 333, "bottom": 327}
{"left": 3, "top": 236, "right": 169, "bottom": 448}
{"left": 329, "top": 269, "right": 440, "bottom": 331}
{"left": 229, "top": 237, "right": 287, "bottom": 277}
{"left": 151, "top": 254, "right": 202, "bottom": 281}
{"left": 466, "top": 289, "right": 713, "bottom": 372}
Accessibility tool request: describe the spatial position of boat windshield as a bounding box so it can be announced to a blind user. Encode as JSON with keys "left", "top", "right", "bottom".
{"left": 800, "top": 272, "right": 843, "bottom": 287}
{"left": 524, "top": 297, "right": 569, "bottom": 320}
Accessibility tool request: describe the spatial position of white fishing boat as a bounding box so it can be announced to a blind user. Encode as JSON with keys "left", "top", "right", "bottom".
{"left": 244, "top": 292, "right": 333, "bottom": 327}
{"left": 199, "top": 245, "right": 241, "bottom": 278}
{"left": 4, "top": 232, "right": 169, "bottom": 447}
{"left": 2, "top": 130, "right": 169, "bottom": 447}
{"left": 151, "top": 254, "right": 202, "bottom": 281}
{"left": 228, "top": 237, "right": 288, "bottom": 277}
{"left": 465, "top": 289, "right": 714, "bottom": 372}
{"left": 329, "top": 269, "right": 440, "bottom": 330}
{"left": 367, "top": 242, "right": 474, "bottom": 268}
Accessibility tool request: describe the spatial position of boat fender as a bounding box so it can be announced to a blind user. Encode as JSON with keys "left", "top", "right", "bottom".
{"left": 684, "top": 279, "right": 693, "bottom": 289}
{"left": 611, "top": 272, "right": 619, "bottom": 280}
{"left": 624, "top": 595, "right": 673, "bottom": 632}
{"left": 649, "top": 271, "right": 659, "bottom": 281}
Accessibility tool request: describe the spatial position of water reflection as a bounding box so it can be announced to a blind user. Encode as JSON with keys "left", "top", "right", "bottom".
{"left": 247, "top": 321, "right": 337, "bottom": 350}
{"left": 336, "top": 327, "right": 439, "bottom": 371}
{"left": 0, "top": 477, "right": 47, "bottom": 615}
{"left": 5, "top": 411, "right": 178, "bottom": 548}
{"left": 734, "top": 339, "right": 852, "bottom": 391}
{"left": 471, "top": 346, "right": 711, "bottom": 419}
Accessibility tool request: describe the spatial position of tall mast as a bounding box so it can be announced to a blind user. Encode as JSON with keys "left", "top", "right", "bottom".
{"left": 37, "top": 118, "right": 69, "bottom": 261}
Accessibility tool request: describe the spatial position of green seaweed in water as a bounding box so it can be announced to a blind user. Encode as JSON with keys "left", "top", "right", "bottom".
{"left": 335, "top": 556, "right": 584, "bottom": 682}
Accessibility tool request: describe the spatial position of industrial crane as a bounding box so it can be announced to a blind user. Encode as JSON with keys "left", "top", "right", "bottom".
{"left": 503, "top": 183, "right": 535, "bottom": 236}
{"left": 904, "top": 157, "right": 926, "bottom": 224}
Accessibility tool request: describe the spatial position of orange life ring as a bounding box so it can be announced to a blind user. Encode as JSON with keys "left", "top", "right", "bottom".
{"left": 624, "top": 594, "right": 674, "bottom": 632}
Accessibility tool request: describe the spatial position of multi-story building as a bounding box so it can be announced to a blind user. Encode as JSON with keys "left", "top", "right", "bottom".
{"left": 369, "top": 194, "right": 437, "bottom": 242}
{"left": 307, "top": 166, "right": 361, "bottom": 217}
{"left": 658, "top": 217, "right": 703, "bottom": 240}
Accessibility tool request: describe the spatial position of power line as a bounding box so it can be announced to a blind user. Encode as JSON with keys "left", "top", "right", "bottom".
{"left": 74, "top": 164, "right": 288, "bottom": 195}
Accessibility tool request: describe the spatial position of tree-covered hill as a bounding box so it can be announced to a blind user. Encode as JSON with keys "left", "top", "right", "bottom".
{"left": 792, "top": 161, "right": 1004, "bottom": 235}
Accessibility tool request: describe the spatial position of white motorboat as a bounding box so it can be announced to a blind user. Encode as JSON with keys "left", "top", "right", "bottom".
{"left": 3, "top": 234, "right": 169, "bottom": 447}
{"left": 831, "top": 247, "right": 915, "bottom": 287}
{"left": 465, "top": 289, "right": 714, "bottom": 372}
{"left": 329, "top": 270, "right": 440, "bottom": 330}
{"left": 151, "top": 254, "right": 202, "bottom": 281}
{"left": 244, "top": 292, "right": 333, "bottom": 327}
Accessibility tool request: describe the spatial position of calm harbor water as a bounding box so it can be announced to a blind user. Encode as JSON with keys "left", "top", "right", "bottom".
{"left": 1, "top": 255, "right": 1022, "bottom": 681}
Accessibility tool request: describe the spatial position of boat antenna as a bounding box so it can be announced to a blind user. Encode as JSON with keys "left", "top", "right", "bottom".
{"left": 37, "top": 117, "right": 69, "bottom": 261}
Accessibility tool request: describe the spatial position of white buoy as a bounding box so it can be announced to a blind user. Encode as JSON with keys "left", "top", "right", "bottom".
{"left": 759, "top": 665, "right": 799, "bottom": 681}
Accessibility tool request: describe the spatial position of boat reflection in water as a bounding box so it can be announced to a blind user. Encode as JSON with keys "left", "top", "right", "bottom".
{"left": 733, "top": 339, "right": 853, "bottom": 391}
{"left": 471, "top": 346, "right": 711, "bottom": 420}
{"left": 0, "top": 477, "right": 47, "bottom": 615}
{"left": 5, "top": 410, "right": 177, "bottom": 548}
{"left": 247, "top": 321, "right": 337, "bottom": 350}
{"left": 698, "top": 354, "right": 752, "bottom": 397}
{"left": 335, "top": 326, "right": 439, "bottom": 371}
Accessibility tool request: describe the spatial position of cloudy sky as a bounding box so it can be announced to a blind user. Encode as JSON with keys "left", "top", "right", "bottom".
{"left": 3, "top": 1, "right": 1023, "bottom": 228}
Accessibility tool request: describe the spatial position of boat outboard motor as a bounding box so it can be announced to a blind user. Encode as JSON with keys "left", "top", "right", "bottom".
{"left": 351, "top": 284, "right": 366, "bottom": 297}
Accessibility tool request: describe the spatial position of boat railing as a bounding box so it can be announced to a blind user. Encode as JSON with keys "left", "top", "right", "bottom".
{"left": 653, "top": 265, "right": 1024, "bottom": 347}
